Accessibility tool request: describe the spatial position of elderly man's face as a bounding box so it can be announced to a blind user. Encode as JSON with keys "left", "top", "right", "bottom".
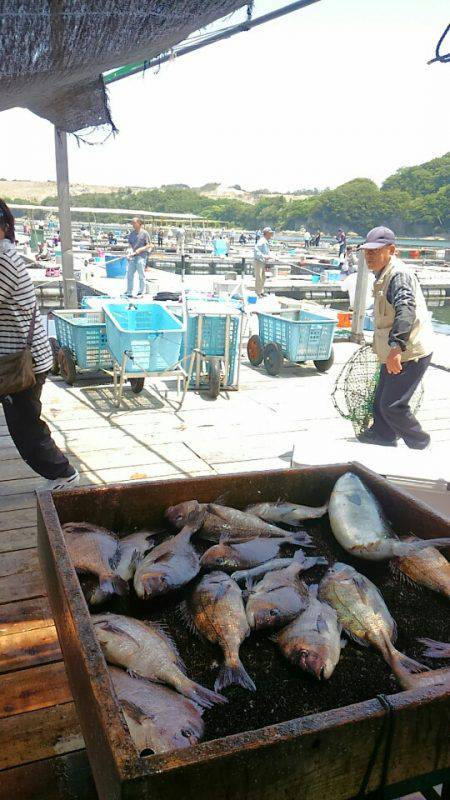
{"left": 132, "top": 219, "right": 141, "bottom": 232}
{"left": 265, "top": 231, "right": 274, "bottom": 240}
{"left": 364, "top": 244, "right": 395, "bottom": 273}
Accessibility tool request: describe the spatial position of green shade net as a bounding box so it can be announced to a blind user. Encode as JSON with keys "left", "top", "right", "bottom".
{"left": 332, "top": 345, "right": 423, "bottom": 437}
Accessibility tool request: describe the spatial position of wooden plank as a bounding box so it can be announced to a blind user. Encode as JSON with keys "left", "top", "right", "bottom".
{"left": 0, "top": 493, "right": 37, "bottom": 512}
{"left": 0, "top": 749, "right": 97, "bottom": 800}
{"left": 0, "top": 508, "right": 36, "bottom": 530}
{"left": 0, "top": 548, "right": 39, "bottom": 579}
{"left": 0, "top": 565, "right": 45, "bottom": 604}
{"left": 0, "top": 597, "right": 53, "bottom": 636}
{"left": 0, "top": 463, "right": 213, "bottom": 496}
{"left": 0, "top": 624, "right": 61, "bottom": 673}
{"left": 0, "top": 702, "right": 84, "bottom": 770}
{"left": 0, "top": 527, "right": 37, "bottom": 553}
{"left": 0, "top": 661, "right": 71, "bottom": 719}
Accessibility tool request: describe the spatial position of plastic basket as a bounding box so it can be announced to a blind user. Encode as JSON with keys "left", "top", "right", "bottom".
{"left": 181, "top": 309, "right": 241, "bottom": 387}
{"left": 53, "top": 310, "right": 113, "bottom": 370}
{"left": 257, "top": 309, "right": 336, "bottom": 362}
{"left": 104, "top": 303, "right": 183, "bottom": 374}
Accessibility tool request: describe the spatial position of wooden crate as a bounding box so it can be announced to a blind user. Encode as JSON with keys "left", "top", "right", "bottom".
{"left": 37, "top": 464, "right": 450, "bottom": 800}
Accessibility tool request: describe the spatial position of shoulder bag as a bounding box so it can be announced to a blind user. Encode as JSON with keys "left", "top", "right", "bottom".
{"left": 0, "top": 305, "right": 37, "bottom": 396}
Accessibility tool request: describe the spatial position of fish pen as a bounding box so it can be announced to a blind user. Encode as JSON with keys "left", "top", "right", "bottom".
{"left": 37, "top": 464, "right": 449, "bottom": 800}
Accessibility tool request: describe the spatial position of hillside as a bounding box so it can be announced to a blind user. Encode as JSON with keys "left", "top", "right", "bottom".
{"left": 0, "top": 179, "right": 143, "bottom": 203}
{"left": 3, "top": 152, "right": 449, "bottom": 235}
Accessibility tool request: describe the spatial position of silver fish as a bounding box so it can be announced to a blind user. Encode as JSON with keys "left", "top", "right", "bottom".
{"left": 272, "top": 584, "right": 343, "bottom": 679}
{"left": 200, "top": 536, "right": 304, "bottom": 574}
{"left": 418, "top": 638, "right": 450, "bottom": 659}
{"left": 393, "top": 536, "right": 450, "bottom": 600}
{"left": 87, "top": 530, "right": 155, "bottom": 606}
{"left": 319, "top": 563, "right": 429, "bottom": 689}
{"left": 246, "top": 551, "right": 327, "bottom": 631}
{"left": 63, "top": 522, "right": 128, "bottom": 597}
{"left": 134, "top": 503, "right": 205, "bottom": 599}
{"left": 109, "top": 667, "right": 204, "bottom": 755}
{"left": 246, "top": 500, "right": 328, "bottom": 524}
{"left": 329, "top": 473, "right": 450, "bottom": 561}
{"left": 165, "top": 500, "right": 312, "bottom": 544}
{"left": 92, "top": 612, "right": 225, "bottom": 709}
{"left": 181, "top": 571, "right": 256, "bottom": 692}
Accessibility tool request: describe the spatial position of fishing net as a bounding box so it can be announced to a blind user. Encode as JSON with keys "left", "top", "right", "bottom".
{"left": 0, "top": 1, "right": 247, "bottom": 133}
{"left": 332, "top": 345, "right": 424, "bottom": 437}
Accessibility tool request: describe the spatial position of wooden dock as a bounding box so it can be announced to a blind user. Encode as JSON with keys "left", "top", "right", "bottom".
{"left": 1, "top": 341, "right": 449, "bottom": 798}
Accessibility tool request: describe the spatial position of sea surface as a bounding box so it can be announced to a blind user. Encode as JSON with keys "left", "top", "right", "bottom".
{"left": 327, "top": 298, "right": 450, "bottom": 336}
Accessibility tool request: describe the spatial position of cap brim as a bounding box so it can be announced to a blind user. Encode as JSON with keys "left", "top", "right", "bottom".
{"left": 359, "top": 241, "right": 394, "bottom": 250}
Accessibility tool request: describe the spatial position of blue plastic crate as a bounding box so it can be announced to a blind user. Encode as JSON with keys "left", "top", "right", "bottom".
{"left": 53, "top": 310, "right": 113, "bottom": 370}
{"left": 257, "top": 309, "right": 336, "bottom": 362}
{"left": 104, "top": 303, "right": 183, "bottom": 374}
{"left": 181, "top": 310, "right": 241, "bottom": 387}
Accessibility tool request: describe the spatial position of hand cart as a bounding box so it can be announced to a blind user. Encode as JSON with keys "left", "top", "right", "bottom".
{"left": 50, "top": 309, "right": 111, "bottom": 382}
{"left": 247, "top": 307, "right": 337, "bottom": 376}
{"left": 179, "top": 301, "right": 244, "bottom": 401}
{"left": 103, "top": 301, "right": 187, "bottom": 408}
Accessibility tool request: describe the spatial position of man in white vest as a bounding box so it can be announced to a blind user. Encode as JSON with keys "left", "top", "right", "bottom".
{"left": 357, "top": 226, "right": 433, "bottom": 449}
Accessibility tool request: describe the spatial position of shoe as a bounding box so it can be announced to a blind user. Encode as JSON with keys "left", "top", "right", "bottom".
{"left": 136, "top": 291, "right": 144, "bottom": 297}
{"left": 357, "top": 429, "right": 397, "bottom": 447}
{"left": 124, "top": 292, "right": 133, "bottom": 298}
{"left": 43, "top": 468, "right": 80, "bottom": 492}
{"left": 404, "top": 438, "right": 431, "bottom": 450}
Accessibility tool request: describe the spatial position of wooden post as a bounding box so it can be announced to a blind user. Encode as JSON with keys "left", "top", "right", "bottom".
{"left": 350, "top": 249, "right": 369, "bottom": 343}
{"left": 54, "top": 128, "right": 78, "bottom": 309}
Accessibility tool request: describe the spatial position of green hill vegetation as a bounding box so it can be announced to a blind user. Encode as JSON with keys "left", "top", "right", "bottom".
{"left": 6, "top": 152, "right": 449, "bottom": 235}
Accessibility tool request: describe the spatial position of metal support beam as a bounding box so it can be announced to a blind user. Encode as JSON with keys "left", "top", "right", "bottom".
{"left": 54, "top": 127, "right": 77, "bottom": 309}
{"left": 351, "top": 249, "right": 369, "bottom": 343}
{"left": 104, "top": 0, "right": 321, "bottom": 85}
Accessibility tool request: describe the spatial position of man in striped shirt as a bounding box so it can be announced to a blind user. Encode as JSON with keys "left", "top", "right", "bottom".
{"left": 0, "top": 200, "right": 78, "bottom": 489}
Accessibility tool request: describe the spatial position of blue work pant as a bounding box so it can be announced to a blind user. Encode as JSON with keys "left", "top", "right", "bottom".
{"left": 127, "top": 255, "right": 146, "bottom": 294}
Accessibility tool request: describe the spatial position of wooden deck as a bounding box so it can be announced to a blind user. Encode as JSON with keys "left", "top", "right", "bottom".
{"left": 1, "top": 341, "right": 449, "bottom": 798}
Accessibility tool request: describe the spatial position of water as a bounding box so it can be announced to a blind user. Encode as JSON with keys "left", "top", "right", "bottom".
{"left": 326, "top": 298, "right": 450, "bottom": 335}
{"left": 279, "top": 234, "right": 450, "bottom": 250}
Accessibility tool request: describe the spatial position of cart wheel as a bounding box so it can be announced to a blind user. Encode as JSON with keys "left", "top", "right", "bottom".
{"left": 314, "top": 348, "right": 335, "bottom": 373}
{"left": 49, "top": 337, "right": 60, "bottom": 376}
{"left": 208, "top": 359, "right": 221, "bottom": 399}
{"left": 247, "top": 334, "right": 263, "bottom": 367}
{"left": 263, "top": 343, "right": 283, "bottom": 376}
{"left": 130, "top": 378, "right": 145, "bottom": 394}
{"left": 58, "top": 347, "right": 77, "bottom": 385}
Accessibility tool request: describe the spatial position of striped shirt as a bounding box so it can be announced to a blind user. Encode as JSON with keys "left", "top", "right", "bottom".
{"left": 0, "top": 240, "right": 53, "bottom": 374}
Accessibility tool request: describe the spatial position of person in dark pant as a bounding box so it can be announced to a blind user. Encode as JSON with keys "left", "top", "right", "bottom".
{"left": 357, "top": 226, "right": 433, "bottom": 449}
{"left": 0, "top": 199, "right": 79, "bottom": 489}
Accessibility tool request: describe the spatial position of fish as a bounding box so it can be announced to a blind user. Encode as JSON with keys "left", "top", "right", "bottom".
{"left": 232, "top": 558, "right": 295, "bottom": 586}
{"left": 181, "top": 571, "right": 256, "bottom": 692}
{"left": 200, "top": 536, "right": 306, "bottom": 574}
{"left": 62, "top": 522, "right": 128, "bottom": 597}
{"left": 272, "top": 583, "right": 343, "bottom": 679}
{"left": 86, "top": 529, "right": 155, "bottom": 606}
{"left": 165, "top": 500, "right": 312, "bottom": 544}
{"left": 245, "top": 500, "right": 328, "bottom": 524}
{"left": 134, "top": 503, "right": 205, "bottom": 600}
{"left": 92, "top": 612, "right": 225, "bottom": 709}
{"left": 328, "top": 473, "right": 450, "bottom": 561}
{"left": 318, "top": 562, "right": 430, "bottom": 689}
{"left": 392, "top": 537, "right": 450, "bottom": 600}
{"left": 246, "top": 551, "right": 327, "bottom": 631}
{"left": 417, "top": 638, "right": 450, "bottom": 659}
{"left": 109, "top": 667, "right": 204, "bottom": 755}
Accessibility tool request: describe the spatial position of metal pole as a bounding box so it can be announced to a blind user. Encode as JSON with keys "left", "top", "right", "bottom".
{"left": 104, "top": 0, "right": 321, "bottom": 85}
{"left": 54, "top": 127, "right": 77, "bottom": 309}
{"left": 350, "top": 249, "right": 369, "bottom": 343}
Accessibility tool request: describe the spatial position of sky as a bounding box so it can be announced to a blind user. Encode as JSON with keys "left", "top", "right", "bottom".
{"left": 0, "top": 0, "right": 449, "bottom": 193}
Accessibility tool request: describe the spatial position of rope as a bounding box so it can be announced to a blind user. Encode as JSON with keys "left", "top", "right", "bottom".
{"left": 356, "top": 694, "right": 396, "bottom": 799}
{"left": 428, "top": 23, "right": 450, "bottom": 64}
